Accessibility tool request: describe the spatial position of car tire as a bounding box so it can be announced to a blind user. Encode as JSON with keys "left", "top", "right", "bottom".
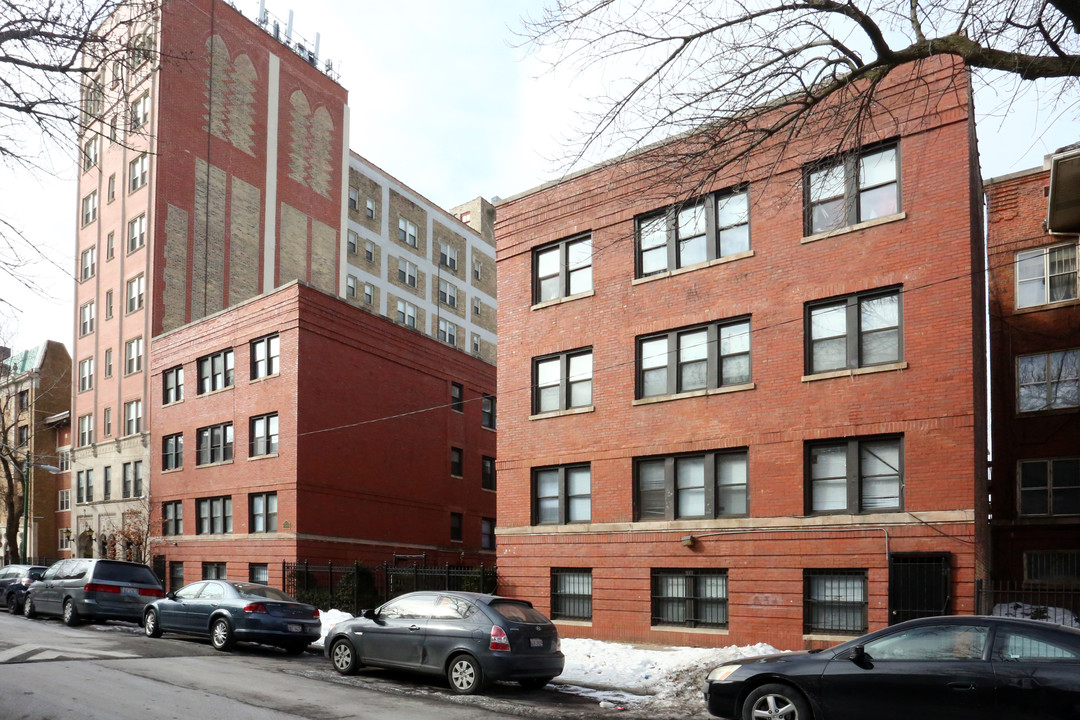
{"left": 22, "top": 595, "right": 36, "bottom": 619}
{"left": 330, "top": 638, "right": 359, "bottom": 675}
{"left": 282, "top": 642, "right": 309, "bottom": 655}
{"left": 518, "top": 676, "right": 555, "bottom": 690}
{"left": 144, "top": 609, "right": 163, "bottom": 638}
{"left": 210, "top": 618, "right": 236, "bottom": 651}
{"left": 6, "top": 593, "right": 20, "bottom": 615}
{"left": 742, "top": 683, "right": 812, "bottom": 720}
{"left": 447, "top": 653, "right": 484, "bottom": 695}
{"left": 63, "top": 598, "right": 81, "bottom": 627}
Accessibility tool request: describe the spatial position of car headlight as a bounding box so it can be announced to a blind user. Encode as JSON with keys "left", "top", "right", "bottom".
{"left": 706, "top": 665, "right": 741, "bottom": 684}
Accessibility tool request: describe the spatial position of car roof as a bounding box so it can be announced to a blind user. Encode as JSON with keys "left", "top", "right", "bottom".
{"left": 886, "top": 614, "right": 1080, "bottom": 636}
{"left": 393, "top": 590, "right": 534, "bottom": 607}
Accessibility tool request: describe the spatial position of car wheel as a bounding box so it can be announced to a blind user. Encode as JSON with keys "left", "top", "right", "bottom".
{"left": 22, "top": 595, "right": 36, "bottom": 619}
{"left": 210, "top": 618, "right": 236, "bottom": 651}
{"left": 518, "top": 676, "right": 554, "bottom": 690}
{"left": 447, "top": 653, "right": 484, "bottom": 695}
{"left": 144, "top": 609, "right": 163, "bottom": 638}
{"left": 330, "top": 638, "right": 359, "bottom": 675}
{"left": 6, "top": 594, "right": 20, "bottom": 615}
{"left": 742, "top": 683, "right": 812, "bottom": 720}
{"left": 63, "top": 598, "right": 81, "bottom": 627}
{"left": 282, "top": 642, "right": 309, "bottom": 655}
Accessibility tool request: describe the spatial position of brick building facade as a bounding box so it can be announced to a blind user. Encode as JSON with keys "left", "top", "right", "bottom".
{"left": 986, "top": 150, "right": 1080, "bottom": 585}
{"left": 494, "top": 56, "right": 988, "bottom": 650}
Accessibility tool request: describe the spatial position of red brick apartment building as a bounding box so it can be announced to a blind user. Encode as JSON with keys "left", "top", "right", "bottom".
{"left": 986, "top": 147, "right": 1080, "bottom": 586}
{"left": 149, "top": 282, "right": 497, "bottom": 591}
{"left": 494, "top": 56, "right": 988, "bottom": 650}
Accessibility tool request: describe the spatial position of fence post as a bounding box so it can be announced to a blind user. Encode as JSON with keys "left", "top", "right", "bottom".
{"left": 328, "top": 561, "right": 334, "bottom": 596}
{"left": 413, "top": 562, "right": 419, "bottom": 592}
{"left": 304, "top": 560, "right": 309, "bottom": 593}
{"left": 353, "top": 561, "right": 360, "bottom": 616}
{"left": 444, "top": 562, "right": 450, "bottom": 590}
{"left": 281, "top": 560, "right": 287, "bottom": 592}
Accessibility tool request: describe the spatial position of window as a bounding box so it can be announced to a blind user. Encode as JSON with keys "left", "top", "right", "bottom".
{"left": 804, "top": 570, "right": 868, "bottom": 634}
{"left": 482, "top": 456, "right": 496, "bottom": 491}
{"left": 128, "top": 153, "right": 148, "bottom": 192}
{"left": 438, "top": 319, "right": 458, "bottom": 346}
{"left": 123, "top": 460, "right": 143, "bottom": 497}
{"left": 1017, "top": 349, "right": 1079, "bottom": 412}
{"left": 105, "top": 290, "right": 113, "bottom": 319}
{"left": 162, "top": 433, "right": 183, "bottom": 471}
{"left": 197, "top": 497, "right": 233, "bottom": 535}
{"left": 83, "top": 137, "right": 98, "bottom": 171}
{"left": 128, "top": 214, "right": 146, "bottom": 252}
{"left": 450, "top": 447, "right": 463, "bottom": 477}
{"left": 80, "top": 246, "right": 97, "bottom": 281}
{"left": 398, "top": 217, "right": 418, "bottom": 246}
{"left": 808, "top": 437, "right": 902, "bottom": 513}
{"left": 162, "top": 366, "right": 184, "bottom": 404}
{"left": 652, "top": 569, "right": 729, "bottom": 628}
{"left": 168, "top": 562, "right": 184, "bottom": 593}
{"left": 472, "top": 334, "right": 481, "bottom": 354}
{"left": 108, "top": 174, "right": 116, "bottom": 203}
{"left": 58, "top": 449, "right": 70, "bottom": 472}
{"left": 249, "top": 492, "right": 278, "bottom": 533}
{"left": 365, "top": 240, "right": 375, "bottom": 262}
{"left": 102, "top": 407, "right": 112, "bottom": 437}
{"left": 104, "top": 348, "right": 113, "bottom": 377}
{"left": 806, "top": 144, "right": 899, "bottom": 234}
{"left": 450, "top": 512, "right": 463, "bottom": 542}
{"left": 363, "top": 284, "right": 373, "bottom": 304}
{"left": 83, "top": 76, "right": 103, "bottom": 117}
{"left": 551, "top": 569, "right": 592, "bottom": 620}
{"left": 249, "top": 564, "right": 269, "bottom": 584}
{"left": 637, "top": 450, "right": 748, "bottom": 520}
{"left": 348, "top": 186, "right": 359, "bottom": 210}
{"left": 481, "top": 395, "right": 496, "bottom": 429}
{"left": 640, "top": 320, "right": 749, "bottom": 400}
{"left": 77, "top": 469, "right": 94, "bottom": 503}
{"left": 1019, "top": 458, "right": 1080, "bottom": 516}
{"left": 130, "top": 92, "right": 150, "bottom": 130}
{"left": 79, "top": 301, "right": 95, "bottom": 336}
{"left": 129, "top": 32, "right": 155, "bottom": 68}
{"left": 196, "top": 422, "right": 233, "bottom": 465}
{"left": 59, "top": 490, "right": 70, "bottom": 511}
{"left": 533, "top": 464, "right": 591, "bottom": 524}
{"left": 807, "top": 288, "right": 901, "bottom": 374}
{"left": 202, "top": 562, "right": 227, "bottom": 579}
{"left": 197, "top": 349, "right": 234, "bottom": 394}
{"left": 533, "top": 234, "right": 592, "bottom": 303}
{"left": 473, "top": 259, "right": 483, "bottom": 281}
{"left": 122, "top": 462, "right": 132, "bottom": 497}
{"left": 347, "top": 230, "right": 358, "bottom": 253}
{"left": 396, "top": 300, "right": 417, "bottom": 328}
{"left": 1024, "top": 551, "right": 1080, "bottom": 584}
{"left": 16, "top": 389, "right": 29, "bottom": 414}
{"left": 439, "top": 243, "right": 458, "bottom": 270}
{"left": 365, "top": 199, "right": 375, "bottom": 219}
{"left": 472, "top": 297, "right": 482, "bottom": 316}
{"left": 993, "top": 625, "right": 1080, "bottom": 661}
{"left": 533, "top": 349, "right": 593, "bottom": 414}
{"left": 1016, "top": 243, "right": 1078, "bottom": 308}
{"left": 249, "top": 413, "right": 278, "bottom": 457}
{"left": 637, "top": 189, "right": 750, "bottom": 277}
{"left": 77, "top": 414, "right": 94, "bottom": 446}
{"left": 125, "top": 337, "right": 143, "bottom": 374}
{"left": 481, "top": 518, "right": 495, "bottom": 550}
{"left": 438, "top": 279, "right": 458, "bottom": 308}
{"left": 78, "top": 357, "right": 94, "bottom": 392}
{"left": 867, "top": 623, "right": 989, "bottom": 661}
{"left": 16, "top": 425, "right": 28, "bottom": 447}
{"left": 163, "top": 501, "right": 183, "bottom": 536}
{"left": 346, "top": 275, "right": 357, "bottom": 298}
{"left": 106, "top": 232, "right": 115, "bottom": 260}
{"left": 450, "top": 382, "right": 464, "bottom": 412}
{"left": 398, "top": 259, "right": 418, "bottom": 287}
{"left": 81, "top": 191, "right": 98, "bottom": 226}
{"left": 126, "top": 274, "right": 145, "bottom": 312}
{"left": 123, "top": 400, "right": 142, "bottom": 435}
{"left": 250, "top": 335, "right": 279, "bottom": 379}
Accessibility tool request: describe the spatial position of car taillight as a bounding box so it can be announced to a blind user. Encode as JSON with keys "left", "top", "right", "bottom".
{"left": 84, "top": 583, "right": 121, "bottom": 594}
{"left": 244, "top": 602, "right": 268, "bottom": 614}
{"left": 139, "top": 588, "right": 165, "bottom": 598}
{"left": 312, "top": 608, "right": 320, "bottom": 619}
{"left": 20, "top": 578, "right": 33, "bottom": 587}
{"left": 490, "top": 625, "right": 511, "bottom": 652}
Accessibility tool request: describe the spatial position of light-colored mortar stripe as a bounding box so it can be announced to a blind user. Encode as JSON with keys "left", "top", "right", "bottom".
{"left": 263, "top": 53, "right": 280, "bottom": 291}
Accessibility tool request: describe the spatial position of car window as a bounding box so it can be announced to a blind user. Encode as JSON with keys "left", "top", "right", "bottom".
{"left": 198, "top": 582, "right": 225, "bottom": 600}
{"left": 28, "top": 569, "right": 44, "bottom": 580}
{"left": 993, "top": 627, "right": 1080, "bottom": 661}
{"left": 43, "top": 562, "right": 65, "bottom": 580}
{"left": 431, "top": 595, "right": 478, "bottom": 620}
{"left": 93, "top": 562, "right": 161, "bottom": 585}
{"left": 490, "top": 600, "right": 550, "bottom": 624}
{"left": 230, "top": 583, "right": 294, "bottom": 602}
{"left": 864, "top": 624, "right": 988, "bottom": 661}
{"left": 380, "top": 594, "right": 436, "bottom": 620}
{"left": 66, "top": 560, "right": 91, "bottom": 580}
{"left": 175, "top": 582, "right": 205, "bottom": 600}
{"left": 0, "top": 568, "right": 12, "bottom": 579}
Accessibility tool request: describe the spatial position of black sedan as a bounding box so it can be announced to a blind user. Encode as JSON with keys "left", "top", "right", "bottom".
{"left": 325, "top": 591, "right": 564, "bottom": 694}
{"left": 704, "top": 615, "right": 1080, "bottom": 720}
{"left": 143, "top": 580, "right": 321, "bottom": 653}
{"left": 0, "top": 564, "right": 46, "bottom": 614}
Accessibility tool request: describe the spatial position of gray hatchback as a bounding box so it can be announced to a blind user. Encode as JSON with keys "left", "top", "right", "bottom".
{"left": 23, "top": 558, "right": 164, "bottom": 625}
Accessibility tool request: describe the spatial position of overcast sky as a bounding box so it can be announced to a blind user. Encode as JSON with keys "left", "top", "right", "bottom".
{"left": 2, "top": 0, "right": 1076, "bottom": 355}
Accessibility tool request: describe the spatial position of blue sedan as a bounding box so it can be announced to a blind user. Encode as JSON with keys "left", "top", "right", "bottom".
{"left": 143, "top": 580, "right": 321, "bottom": 653}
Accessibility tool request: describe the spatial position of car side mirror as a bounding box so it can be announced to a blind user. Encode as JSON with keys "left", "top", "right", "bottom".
{"left": 166, "top": 591, "right": 176, "bottom": 600}
{"left": 362, "top": 608, "right": 377, "bottom": 620}
{"left": 850, "top": 645, "right": 867, "bottom": 665}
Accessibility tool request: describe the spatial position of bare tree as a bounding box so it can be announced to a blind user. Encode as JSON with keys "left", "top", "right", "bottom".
{"left": 103, "top": 495, "right": 152, "bottom": 564}
{"left": 522, "top": 1, "right": 1080, "bottom": 193}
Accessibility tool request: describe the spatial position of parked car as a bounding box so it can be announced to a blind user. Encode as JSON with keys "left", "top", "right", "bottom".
{"left": 143, "top": 580, "right": 320, "bottom": 654}
{"left": 703, "top": 615, "right": 1080, "bottom": 720}
{"left": 23, "top": 558, "right": 164, "bottom": 625}
{"left": 325, "top": 591, "right": 565, "bottom": 694}
{"left": 0, "top": 564, "right": 47, "bottom": 614}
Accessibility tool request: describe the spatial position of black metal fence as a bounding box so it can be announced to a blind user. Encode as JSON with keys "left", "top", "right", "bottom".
{"left": 976, "top": 580, "right": 1080, "bottom": 627}
{"left": 282, "top": 561, "right": 498, "bottom": 615}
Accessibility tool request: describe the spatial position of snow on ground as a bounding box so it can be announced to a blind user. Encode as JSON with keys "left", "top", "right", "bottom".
{"left": 992, "top": 602, "right": 1079, "bottom": 627}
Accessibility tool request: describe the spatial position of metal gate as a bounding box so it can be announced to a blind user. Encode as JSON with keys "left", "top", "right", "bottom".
{"left": 889, "top": 553, "right": 951, "bottom": 624}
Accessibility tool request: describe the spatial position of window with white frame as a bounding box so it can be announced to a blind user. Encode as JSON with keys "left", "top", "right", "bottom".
{"left": 533, "top": 234, "right": 592, "bottom": 303}
{"left": 472, "top": 297, "right": 481, "bottom": 316}
{"left": 197, "top": 348, "right": 234, "bottom": 393}
{"left": 439, "top": 243, "right": 458, "bottom": 270}
{"left": 398, "top": 217, "right": 418, "bottom": 247}
{"left": 106, "top": 231, "right": 115, "bottom": 260}
{"left": 83, "top": 137, "right": 98, "bottom": 171}
{"left": 637, "top": 450, "right": 749, "bottom": 520}
{"left": 78, "top": 357, "right": 94, "bottom": 392}
{"left": 365, "top": 240, "right": 375, "bottom": 262}
{"left": 472, "top": 334, "right": 481, "bottom": 354}
{"left": 129, "top": 153, "right": 148, "bottom": 192}
{"left": 1019, "top": 458, "right": 1080, "bottom": 516}
{"left": 162, "top": 365, "right": 184, "bottom": 404}
{"left": 124, "top": 337, "right": 143, "bottom": 374}
{"left": 58, "top": 489, "right": 71, "bottom": 511}
{"left": 481, "top": 395, "right": 496, "bottom": 429}
{"left": 439, "top": 279, "right": 458, "bottom": 308}
{"left": 533, "top": 348, "right": 592, "bottom": 414}
{"left": 251, "top": 335, "right": 279, "bottom": 380}
{"left": 107, "top": 174, "right": 116, "bottom": 202}
{"left": 1016, "top": 242, "right": 1078, "bottom": 309}
{"left": 808, "top": 436, "right": 903, "bottom": 513}
{"left": 105, "top": 289, "right": 113, "bottom": 319}
{"left": 363, "top": 283, "right": 373, "bottom": 304}
{"left": 250, "top": 492, "right": 278, "bottom": 533}
{"left": 396, "top": 300, "right": 417, "bottom": 328}
{"left": 398, "top": 259, "right": 418, "bottom": 288}
{"left": 104, "top": 348, "right": 112, "bottom": 377}
{"left": 102, "top": 406, "right": 112, "bottom": 437}
{"left": 807, "top": 288, "right": 902, "bottom": 374}
{"left": 249, "top": 413, "right": 278, "bottom": 457}
{"left": 82, "top": 191, "right": 98, "bottom": 226}
{"left": 348, "top": 186, "right": 359, "bottom": 210}
{"left": 346, "top": 275, "right": 357, "bottom": 298}
{"left": 196, "top": 496, "right": 233, "bottom": 534}
{"left": 347, "top": 230, "right": 358, "bottom": 253}
{"left": 130, "top": 92, "right": 150, "bottom": 130}
{"left": 533, "top": 464, "right": 591, "bottom": 524}
{"left": 80, "top": 246, "right": 97, "bottom": 281}
{"left": 438, "top": 319, "right": 458, "bottom": 346}
{"left": 162, "top": 433, "right": 183, "bottom": 471}
{"left": 365, "top": 199, "right": 375, "bottom": 219}
{"left": 806, "top": 143, "right": 899, "bottom": 234}
{"left": 79, "top": 301, "right": 95, "bottom": 336}
{"left": 78, "top": 413, "right": 94, "bottom": 446}
{"left": 162, "top": 501, "right": 182, "bottom": 536}
{"left": 122, "top": 460, "right": 144, "bottom": 497}
{"left": 473, "top": 259, "right": 483, "bottom": 281}
{"left": 804, "top": 570, "right": 868, "bottom": 634}
{"left": 638, "top": 318, "right": 751, "bottom": 398}
{"left": 1017, "top": 349, "right": 1079, "bottom": 412}
{"left": 196, "top": 422, "right": 233, "bottom": 465}
{"left": 126, "top": 274, "right": 145, "bottom": 313}
{"left": 637, "top": 189, "right": 750, "bottom": 277}
{"left": 128, "top": 214, "right": 146, "bottom": 252}
{"left": 124, "top": 399, "right": 142, "bottom": 435}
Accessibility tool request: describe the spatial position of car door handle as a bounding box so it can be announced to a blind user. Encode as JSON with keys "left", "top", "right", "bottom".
{"left": 409, "top": 625, "right": 420, "bottom": 631}
{"left": 947, "top": 682, "right": 976, "bottom": 691}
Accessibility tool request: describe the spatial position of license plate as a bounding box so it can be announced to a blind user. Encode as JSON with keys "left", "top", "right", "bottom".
{"left": 121, "top": 587, "right": 138, "bottom": 595}
{"left": 286, "top": 624, "right": 302, "bottom": 633}
{"left": 530, "top": 638, "right": 544, "bottom": 648}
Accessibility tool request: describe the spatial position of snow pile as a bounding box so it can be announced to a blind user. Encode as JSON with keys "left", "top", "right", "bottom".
{"left": 315, "top": 608, "right": 355, "bottom": 647}
{"left": 992, "top": 602, "right": 1079, "bottom": 627}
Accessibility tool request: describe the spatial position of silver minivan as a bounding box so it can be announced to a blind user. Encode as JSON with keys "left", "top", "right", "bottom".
{"left": 24, "top": 559, "right": 164, "bottom": 625}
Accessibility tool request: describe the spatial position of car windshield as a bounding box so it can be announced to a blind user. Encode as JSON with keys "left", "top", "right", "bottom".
{"left": 489, "top": 600, "right": 550, "bottom": 624}
{"left": 229, "top": 583, "right": 295, "bottom": 602}
{"left": 93, "top": 562, "right": 161, "bottom": 585}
